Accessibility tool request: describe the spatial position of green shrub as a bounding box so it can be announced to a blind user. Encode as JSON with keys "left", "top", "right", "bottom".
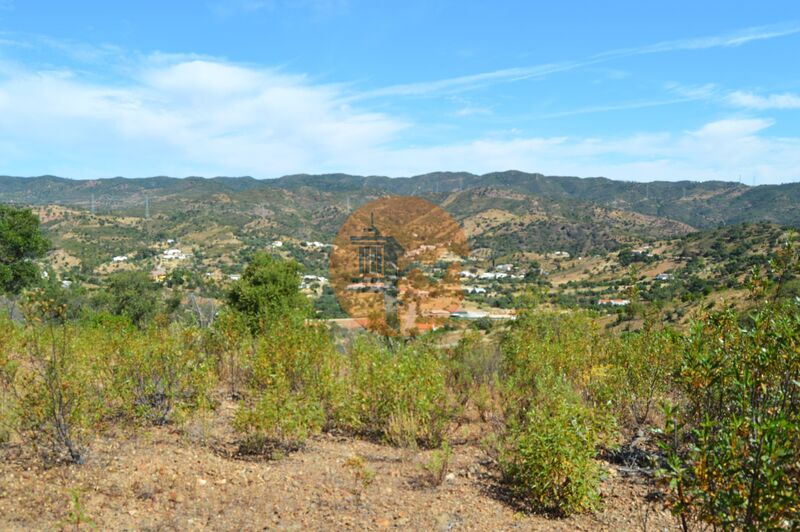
{"left": 423, "top": 440, "right": 453, "bottom": 486}
{"left": 7, "top": 319, "right": 99, "bottom": 463}
{"left": 103, "top": 270, "right": 161, "bottom": 327}
{"left": 233, "top": 314, "right": 343, "bottom": 456}
{"left": 446, "top": 331, "right": 502, "bottom": 417}
{"left": 497, "top": 376, "right": 604, "bottom": 516}
{"left": 205, "top": 309, "right": 252, "bottom": 398}
{"left": 501, "top": 310, "right": 617, "bottom": 422}
{"left": 610, "top": 323, "right": 681, "bottom": 428}
{"left": 660, "top": 301, "right": 800, "bottom": 530}
{"left": 0, "top": 205, "right": 50, "bottom": 297}
{"left": 0, "top": 314, "right": 21, "bottom": 443}
{"left": 1, "top": 306, "right": 217, "bottom": 461}
{"left": 338, "top": 337, "right": 453, "bottom": 448}
{"left": 108, "top": 324, "right": 214, "bottom": 425}
{"left": 497, "top": 310, "right": 616, "bottom": 515}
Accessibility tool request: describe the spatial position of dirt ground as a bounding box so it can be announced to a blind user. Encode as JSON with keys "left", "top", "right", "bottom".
{"left": 0, "top": 403, "right": 678, "bottom": 531}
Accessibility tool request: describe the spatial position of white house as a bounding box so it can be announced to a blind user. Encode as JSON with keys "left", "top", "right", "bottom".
{"left": 112, "top": 255, "right": 128, "bottom": 263}
{"left": 61, "top": 280, "right": 72, "bottom": 288}
{"left": 495, "top": 264, "right": 513, "bottom": 272}
{"left": 598, "top": 298, "right": 631, "bottom": 306}
{"left": 450, "top": 310, "right": 489, "bottom": 319}
{"left": 271, "top": 240, "right": 283, "bottom": 248}
{"left": 163, "top": 248, "right": 186, "bottom": 260}
{"left": 655, "top": 273, "right": 672, "bottom": 281}
{"left": 464, "top": 286, "right": 487, "bottom": 294}
{"left": 460, "top": 270, "right": 477, "bottom": 279}
{"left": 229, "top": 274, "right": 242, "bottom": 281}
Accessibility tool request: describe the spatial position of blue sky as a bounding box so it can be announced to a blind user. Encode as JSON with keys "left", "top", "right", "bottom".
{"left": 1, "top": 1, "right": 799, "bottom": 183}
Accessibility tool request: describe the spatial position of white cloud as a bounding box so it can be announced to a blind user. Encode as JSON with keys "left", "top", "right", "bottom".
{"left": 345, "top": 119, "right": 800, "bottom": 184}
{"left": 727, "top": 90, "right": 800, "bottom": 109}
{"left": 0, "top": 53, "right": 798, "bottom": 184}
{"left": 0, "top": 58, "right": 406, "bottom": 177}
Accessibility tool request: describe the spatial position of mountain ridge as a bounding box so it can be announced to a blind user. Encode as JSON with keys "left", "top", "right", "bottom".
{"left": 2, "top": 171, "right": 800, "bottom": 230}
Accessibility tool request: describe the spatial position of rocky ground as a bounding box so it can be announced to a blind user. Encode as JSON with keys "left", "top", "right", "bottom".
{"left": 0, "top": 403, "right": 678, "bottom": 531}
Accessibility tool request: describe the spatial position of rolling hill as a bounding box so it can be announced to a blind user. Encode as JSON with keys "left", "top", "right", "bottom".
{"left": 1, "top": 171, "right": 798, "bottom": 274}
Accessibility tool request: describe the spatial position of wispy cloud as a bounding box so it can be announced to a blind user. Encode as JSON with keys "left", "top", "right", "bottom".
{"left": 358, "top": 61, "right": 588, "bottom": 98}
{"left": 360, "top": 23, "right": 800, "bottom": 99}
{"left": 727, "top": 90, "right": 800, "bottom": 109}
{"left": 603, "top": 22, "right": 800, "bottom": 56}
{"left": 454, "top": 105, "right": 492, "bottom": 117}
{"left": 532, "top": 96, "right": 700, "bottom": 119}
{"left": 208, "top": 0, "right": 348, "bottom": 18}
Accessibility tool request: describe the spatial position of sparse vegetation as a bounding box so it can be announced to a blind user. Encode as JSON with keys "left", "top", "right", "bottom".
{"left": 1, "top": 190, "right": 799, "bottom": 528}
{"left": 422, "top": 441, "right": 452, "bottom": 486}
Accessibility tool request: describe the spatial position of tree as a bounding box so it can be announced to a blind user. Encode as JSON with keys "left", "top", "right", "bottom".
{"left": 227, "top": 252, "right": 306, "bottom": 331}
{"left": 105, "top": 270, "right": 160, "bottom": 327}
{"left": 0, "top": 206, "right": 50, "bottom": 297}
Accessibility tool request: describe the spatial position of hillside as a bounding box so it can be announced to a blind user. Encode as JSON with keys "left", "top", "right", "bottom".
{"left": 0, "top": 173, "right": 700, "bottom": 270}
{"left": 3, "top": 171, "right": 800, "bottom": 230}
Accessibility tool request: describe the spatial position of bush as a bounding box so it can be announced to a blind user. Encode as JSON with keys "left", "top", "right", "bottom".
{"left": 501, "top": 310, "right": 617, "bottom": 419}
{"left": 0, "top": 206, "right": 50, "bottom": 297}
{"left": 423, "top": 441, "right": 452, "bottom": 486}
{"left": 610, "top": 323, "right": 681, "bottom": 428}
{"left": 446, "top": 331, "right": 502, "bottom": 419}
{"left": 497, "top": 377, "right": 604, "bottom": 516}
{"left": 337, "top": 337, "right": 453, "bottom": 448}
{"left": 5, "top": 318, "right": 99, "bottom": 464}
{"left": 103, "top": 270, "right": 161, "bottom": 327}
{"left": 497, "top": 310, "right": 616, "bottom": 515}
{"left": 1, "top": 308, "right": 217, "bottom": 462}
{"left": 0, "top": 314, "right": 21, "bottom": 443}
{"left": 205, "top": 309, "right": 252, "bottom": 398}
{"left": 660, "top": 301, "right": 800, "bottom": 530}
{"left": 233, "top": 314, "right": 343, "bottom": 456}
{"left": 108, "top": 323, "right": 214, "bottom": 425}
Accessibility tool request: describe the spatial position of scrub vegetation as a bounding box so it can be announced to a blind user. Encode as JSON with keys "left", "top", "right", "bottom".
{"left": 1, "top": 205, "right": 799, "bottom": 529}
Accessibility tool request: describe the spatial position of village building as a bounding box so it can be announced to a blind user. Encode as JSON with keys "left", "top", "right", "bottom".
{"left": 598, "top": 298, "right": 631, "bottom": 306}
{"left": 163, "top": 248, "right": 186, "bottom": 260}
{"left": 150, "top": 267, "right": 167, "bottom": 282}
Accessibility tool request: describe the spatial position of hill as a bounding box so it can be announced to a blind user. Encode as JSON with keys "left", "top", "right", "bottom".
{"left": 2, "top": 171, "right": 800, "bottom": 230}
